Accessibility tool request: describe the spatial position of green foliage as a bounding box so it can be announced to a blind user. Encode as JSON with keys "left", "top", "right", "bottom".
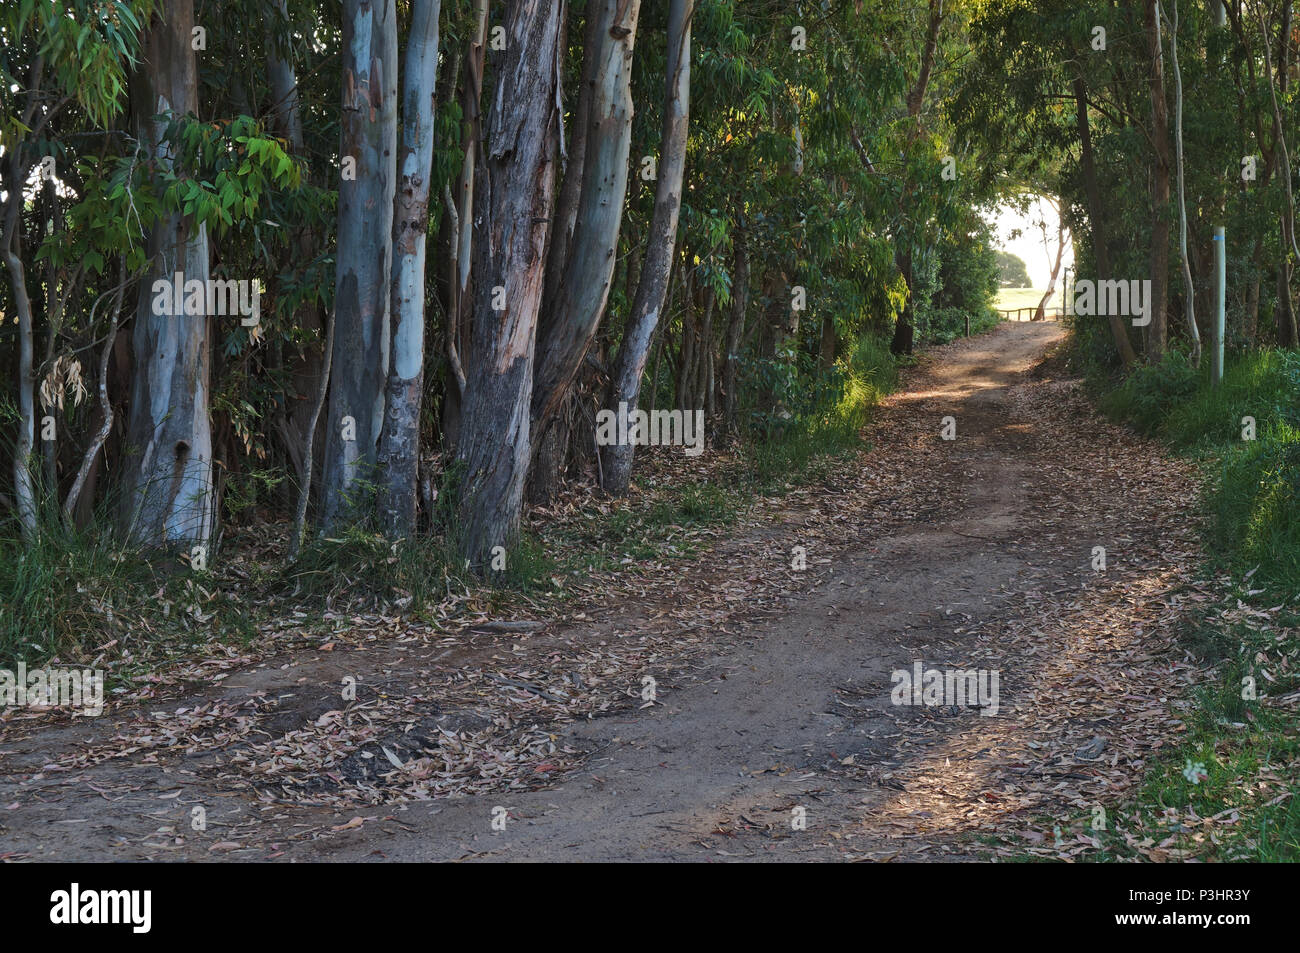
{"left": 0, "top": 0, "right": 157, "bottom": 146}
{"left": 741, "top": 332, "right": 898, "bottom": 485}
{"left": 996, "top": 251, "right": 1032, "bottom": 288}
{"left": 1099, "top": 350, "right": 1202, "bottom": 436}
{"left": 1102, "top": 348, "right": 1300, "bottom": 595}
{"left": 161, "top": 114, "right": 303, "bottom": 233}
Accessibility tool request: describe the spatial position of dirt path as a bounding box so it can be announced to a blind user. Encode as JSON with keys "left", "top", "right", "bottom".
{"left": 0, "top": 321, "right": 1206, "bottom": 862}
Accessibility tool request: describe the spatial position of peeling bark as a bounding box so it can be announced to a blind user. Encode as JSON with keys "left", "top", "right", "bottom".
{"left": 531, "top": 0, "right": 641, "bottom": 439}
{"left": 454, "top": 0, "right": 562, "bottom": 567}
{"left": 378, "top": 0, "right": 441, "bottom": 537}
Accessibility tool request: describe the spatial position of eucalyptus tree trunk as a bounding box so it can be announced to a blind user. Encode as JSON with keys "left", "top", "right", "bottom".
{"left": 378, "top": 0, "right": 441, "bottom": 537}
{"left": 454, "top": 0, "right": 562, "bottom": 567}
{"left": 120, "top": 0, "right": 215, "bottom": 547}
{"left": 266, "top": 0, "right": 303, "bottom": 151}
{"left": 321, "top": 0, "right": 398, "bottom": 528}
{"left": 1034, "top": 197, "right": 1065, "bottom": 321}
{"left": 0, "top": 51, "right": 48, "bottom": 541}
{"left": 3, "top": 245, "right": 37, "bottom": 540}
{"left": 1257, "top": 1, "right": 1299, "bottom": 345}
{"left": 1145, "top": 0, "right": 1172, "bottom": 358}
{"left": 1167, "top": 0, "right": 1201, "bottom": 365}
{"left": 605, "top": 0, "right": 692, "bottom": 495}
{"left": 531, "top": 0, "right": 641, "bottom": 439}
{"left": 542, "top": 5, "right": 602, "bottom": 315}
{"left": 1073, "top": 74, "right": 1137, "bottom": 366}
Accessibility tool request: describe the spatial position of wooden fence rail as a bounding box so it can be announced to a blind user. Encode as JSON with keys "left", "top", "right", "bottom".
{"left": 997, "top": 306, "right": 1063, "bottom": 322}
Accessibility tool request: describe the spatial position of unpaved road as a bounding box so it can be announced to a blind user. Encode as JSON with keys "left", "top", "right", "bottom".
{"left": 0, "top": 321, "right": 1204, "bottom": 862}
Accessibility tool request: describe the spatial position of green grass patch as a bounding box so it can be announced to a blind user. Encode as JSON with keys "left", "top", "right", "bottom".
{"left": 1101, "top": 348, "right": 1300, "bottom": 594}
{"left": 0, "top": 507, "right": 254, "bottom": 678}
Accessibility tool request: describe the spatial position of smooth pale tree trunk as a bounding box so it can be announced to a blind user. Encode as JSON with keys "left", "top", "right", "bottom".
{"left": 1146, "top": 0, "right": 1172, "bottom": 358}
{"left": 1034, "top": 197, "right": 1066, "bottom": 321}
{"left": 605, "top": 0, "right": 691, "bottom": 495}
{"left": 291, "top": 305, "right": 333, "bottom": 561}
{"left": 4, "top": 247, "right": 37, "bottom": 539}
{"left": 543, "top": 5, "right": 602, "bottom": 315}
{"left": 454, "top": 0, "right": 562, "bottom": 567}
{"left": 121, "top": 0, "right": 215, "bottom": 547}
{"left": 321, "top": 0, "right": 398, "bottom": 528}
{"left": 1074, "top": 75, "right": 1137, "bottom": 366}
{"left": 1, "top": 55, "right": 47, "bottom": 541}
{"left": 531, "top": 0, "right": 641, "bottom": 439}
{"left": 1167, "top": 0, "right": 1201, "bottom": 364}
{"left": 378, "top": 0, "right": 441, "bottom": 537}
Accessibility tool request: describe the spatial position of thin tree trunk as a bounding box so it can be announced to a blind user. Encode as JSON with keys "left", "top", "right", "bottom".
{"left": 0, "top": 55, "right": 46, "bottom": 539}
{"left": 605, "top": 0, "right": 691, "bottom": 494}
{"left": 266, "top": 0, "right": 303, "bottom": 150}
{"left": 321, "top": 0, "right": 398, "bottom": 527}
{"left": 64, "top": 261, "right": 128, "bottom": 527}
{"left": 1245, "top": 236, "right": 1262, "bottom": 345}
{"left": 378, "top": 0, "right": 441, "bottom": 537}
{"left": 1035, "top": 199, "right": 1065, "bottom": 320}
{"left": 4, "top": 248, "right": 37, "bottom": 538}
{"left": 531, "top": 0, "right": 642, "bottom": 440}
{"left": 676, "top": 272, "right": 697, "bottom": 410}
{"left": 1258, "top": 1, "right": 1299, "bottom": 345}
{"left": 266, "top": 0, "right": 323, "bottom": 496}
{"left": 695, "top": 286, "right": 715, "bottom": 410}
{"left": 290, "top": 305, "right": 334, "bottom": 561}
{"left": 1167, "top": 0, "right": 1201, "bottom": 364}
{"left": 1146, "top": 0, "right": 1172, "bottom": 358}
{"left": 454, "top": 0, "right": 562, "bottom": 567}
{"left": 542, "top": 3, "right": 600, "bottom": 313}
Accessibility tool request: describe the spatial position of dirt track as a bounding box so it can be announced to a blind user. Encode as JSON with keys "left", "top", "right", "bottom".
{"left": 0, "top": 320, "right": 1206, "bottom": 862}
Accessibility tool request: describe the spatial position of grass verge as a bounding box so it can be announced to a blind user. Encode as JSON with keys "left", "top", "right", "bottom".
{"left": 1069, "top": 345, "right": 1300, "bottom": 861}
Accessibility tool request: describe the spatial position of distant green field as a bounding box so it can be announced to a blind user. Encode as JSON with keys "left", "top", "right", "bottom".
{"left": 994, "top": 286, "right": 1067, "bottom": 317}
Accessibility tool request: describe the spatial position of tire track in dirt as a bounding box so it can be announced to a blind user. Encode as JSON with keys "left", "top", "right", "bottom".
{"left": 0, "top": 321, "right": 1205, "bottom": 862}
